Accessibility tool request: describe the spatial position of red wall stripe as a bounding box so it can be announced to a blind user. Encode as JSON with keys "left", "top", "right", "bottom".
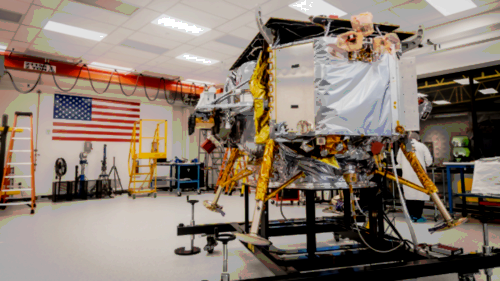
{"left": 92, "top": 104, "right": 140, "bottom": 112}
{"left": 53, "top": 122, "right": 136, "bottom": 130}
{"left": 52, "top": 129, "right": 132, "bottom": 136}
{"left": 92, "top": 111, "right": 140, "bottom": 118}
{"left": 91, "top": 118, "right": 137, "bottom": 124}
{"left": 93, "top": 98, "right": 140, "bottom": 107}
{"left": 52, "top": 137, "right": 138, "bottom": 142}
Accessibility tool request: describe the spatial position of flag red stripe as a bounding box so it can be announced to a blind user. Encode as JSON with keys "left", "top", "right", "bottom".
{"left": 92, "top": 111, "right": 140, "bottom": 118}
{"left": 53, "top": 129, "right": 132, "bottom": 136}
{"left": 52, "top": 137, "right": 138, "bottom": 142}
{"left": 92, "top": 118, "right": 137, "bottom": 124}
{"left": 92, "top": 104, "right": 140, "bottom": 112}
{"left": 93, "top": 98, "right": 140, "bottom": 107}
{"left": 53, "top": 122, "right": 136, "bottom": 130}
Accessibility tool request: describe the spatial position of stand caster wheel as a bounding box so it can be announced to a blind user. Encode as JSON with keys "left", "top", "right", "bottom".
{"left": 30, "top": 210, "right": 34, "bottom": 215}
{"left": 270, "top": 200, "right": 275, "bottom": 205}
{"left": 334, "top": 233, "right": 340, "bottom": 242}
{"left": 177, "top": 192, "right": 182, "bottom": 197}
{"left": 132, "top": 195, "right": 136, "bottom": 199}
{"left": 290, "top": 201, "right": 293, "bottom": 205}
{"left": 197, "top": 189, "right": 201, "bottom": 194}
{"left": 240, "top": 193, "right": 244, "bottom": 197}
{"left": 128, "top": 193, "right": 131, "bottom": 197}
{"left": 224, "top": 192, "right": 228, "bottom": 195}
{"left": 154, "top": 193, "right": 157, "bottom": 198}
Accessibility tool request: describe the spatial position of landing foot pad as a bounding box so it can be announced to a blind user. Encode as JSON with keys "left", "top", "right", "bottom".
{"left": 174, "top": 246, "right": 201, "bottom": 255}
{"left": 234, "top": 233, "right": 272, "bottom": 246}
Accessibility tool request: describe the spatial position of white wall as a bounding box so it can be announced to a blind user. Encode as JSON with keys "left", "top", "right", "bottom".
{"left": 0, "top": 70, "right": 199, "bottom": 195}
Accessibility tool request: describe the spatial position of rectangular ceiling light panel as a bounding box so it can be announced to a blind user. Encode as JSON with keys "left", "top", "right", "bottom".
{"left": 176, "top": 53, "right": 219, "bottom": 65}
{"left": 426, "top": 0, "right": 477, "bottom": 16}
{"left": 0, "top": 44, "right": 7, "bottom": 51}
{"left": 454, "top": 78, "right": 479, "bottom": 85}
{"left": 152, "top": 15, "right": 210, "bottom": 36}
{"left": 432, "top": 100, "right": 451, "bottom": 105}
{"left": 0, "top": 8, "right": 23, "bottom": 23}
{"left": 479, "top": 88, "right": 498, "bottom": 95}
{"left": 89, "top": 62, "right": 133, "bottom": 73}
{"left": 289, "top": 0, "right": 347, "bottom": 17}
{"left": 43, "top": 21, "right": 107, "bottom": 41}
{"left": 418, "top": 93, "right": 428, "bottom": 97}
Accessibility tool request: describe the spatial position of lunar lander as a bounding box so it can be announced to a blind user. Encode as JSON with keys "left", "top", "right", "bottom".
{"left": 180, "top": 9, "right": 499, "bottom": 280}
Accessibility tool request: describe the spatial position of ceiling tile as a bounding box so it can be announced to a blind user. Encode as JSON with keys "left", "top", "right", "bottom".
{"left": 34, "top": 0, "right": 63, "bottom": 9}
{"left": 201, "top": 40, "right": 244, "bottom": 56}
{"left": 215, "top": 34, "right": 250, "bottom": 49}
{"left": 349, "top": 1, "right": 394, "bottom": 16}
{"left": 0, "top": 21, "right": 20, "bottom": 32}
{"left": 22, "top": 5, "right": 54, "bottom": 28}
{"left": 0, "top": 0, "right": 31, "bottom": 14}
{"left": 30, "top": 40, "right": 90, "bottom": 58}
{"left": 57, "top": 0, "right": 130, "bottom": 26}
{"left": 13, "top": 25, "right": 41, "bottom": 43}
{"left": 87, "top": 42, "right": 115, "bottom": 56}
{"left": 373, "top": 9, "right": 410, "bottom": 27}
{"left": 185, "top": 29, "right": 225, "bottom": 46}
{"left": 101, "top": 27, "right": 135, "bottom": 44}
{"left": 144, "top": 55, "right": 172, "bottom": 66}
{"left": 8, "top": 40, "right": 29, "bottom": 52}
{"left": 324, "top": 0, "right": 380, "bottom": 15}
{"left": 110, "top": 45, "right": 160, "bottom": 60}
{"left": 122, "top": 0, "right": 152, "bottom": 7}
{"left": 162, "top": 44, "right": 197, "bottom": 57}
{"left": 121, "top": 8, "right": 161, "bottom": 30}
{"left": 188, "top": 47, "right": 234, "bottom": 61}
{"left": 128, "top": 31, "right": 183, "bottom": 49}
{"left": 37, "top": 29, "right": 100, "bottom": 48}
{"left": 0, "top": 30, "right": 15, "bottom": 40}
{"left": 159, "top": 58, "right": 200, "bottom": 69}
{"left": 138, "top": 23, "right": 196, "bottom": 43}
{"left": 0, "top": 39, "right": 11, "bottom": 47}
{"left": 89, "top": 57, "right": 139, "bottom": 69}
{"left": 390, "top": 1, "right": 443, "bottom": 26}
{"left": 100, "top": 51, "right": 148, "bottom": 64}
{"left": 18, "top": 0, "right": 34, "bottom": 3}
{"left": 80, "top": 54, "right": 100, "bottom": 64}
{"left": 261, "top": 0, "right": 299, "bottom": 16}
{"left": 163, "top": 3, "right": 227, "bottom": 29}
{"left": 49, "top": 12, "right": 118, "bottom": 34}
{"left": 181, "top": 0, "right": 247, "bottom": 20}
{"left": 120, "top": 39, "right": 169, "bottom": 55}
{"left": 259, "top": 5, "right": 312, "bottom": 22}
{"left": 147, "top": 0, "right": 181, "bottom": 12}
{"left": 229, "top": 26, "right": 257, "bottom": 40}
{"left": 215, "top": 10, "right": 255, "bottom": 33}
{"left": 224, "top": 0, "right": 267, "bottom": 10}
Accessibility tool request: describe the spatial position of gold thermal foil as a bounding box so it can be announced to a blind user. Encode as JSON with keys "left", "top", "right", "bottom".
{"left": 255, "top": 139, "right": 275, "bottom": 201}
{"left": 312, "top": 155, "right": 340, "bottom": 169}
{"left": 221, "top": 169, "right": 253, "bottom": 188}
{"left": 217, "top": 148, "right": 240, "bottom": 187}
{"left": 250, "top": 50, "right": 270, "bottom": 144}
{"left": 265, "top": 171, "right": 305, "bottom": 202}
{"left": 375, "top": 170, "right": 429, "bottom": 195}
{"left": 399, "top": 142, "right": 438, "bottom": 194}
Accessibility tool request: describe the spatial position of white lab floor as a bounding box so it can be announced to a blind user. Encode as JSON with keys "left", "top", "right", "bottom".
{"left": 0, "top": 191, "right": 499, "bottom": 281}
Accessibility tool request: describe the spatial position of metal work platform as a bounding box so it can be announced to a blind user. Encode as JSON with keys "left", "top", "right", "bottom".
{"left": 177, "top": 184, "right": 500, "bottom": 280}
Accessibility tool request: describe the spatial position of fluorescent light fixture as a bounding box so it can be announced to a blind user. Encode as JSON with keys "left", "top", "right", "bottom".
{"left": 432, "top": 100, "right": 451, "bottom": 105}
{"left": 289, "top": 0, "right": 347, "bottom": 17}
{"left": 479, "top": 88, "right": 498, "bottom": 95}
{"left": 176, "top": 53, "right": 219, "bottom": 65}
{"left": 454, "top": 78, "right": 479, "bottom": 85}
{"left": 43, "top": 21, "right": 107, "bottom": 41}
{"left": 418, "top": 93, "right": 428, "bottom": 97}
{"left": 152, "top": 14, "right": 210, "bottom": 36}
{"left": 184, "top": 79, "right": 215, "bottom": 85}
{"left": 426, "top": 0, "right": 477, "bottom": 16}
{"left": 0, "top": 44, "right": 7, "bottom": 51}
{"left": 89, "top": 62, "right": 133, "bottom": 73}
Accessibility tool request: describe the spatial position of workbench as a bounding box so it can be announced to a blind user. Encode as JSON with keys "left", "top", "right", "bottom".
{"left": 444, "top": 162, "right": 475, "bottom": 215}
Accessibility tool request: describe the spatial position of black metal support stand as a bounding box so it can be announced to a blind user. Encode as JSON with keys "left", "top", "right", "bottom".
{"left": 244, "top": 184, "right": 249, "bottom": 234}
{"left": 175, "top": 196, "right": 201, "bottom": 255}
{"left": 460, "top": 168, "right": 468, "bottom": 217}
{"left": 305, "top": 190, "right": 316, "bottom": 257}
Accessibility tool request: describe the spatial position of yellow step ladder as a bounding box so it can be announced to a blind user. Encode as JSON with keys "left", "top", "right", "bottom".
{"left": 0, "top": 112, "right": 36, "bottom": 214}
{"left": 128, "top": 119, "right": 167, "bottom": 199}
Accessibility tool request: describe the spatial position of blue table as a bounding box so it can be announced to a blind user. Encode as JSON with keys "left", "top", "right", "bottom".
{"left": 444, "top": 162, "right": 475, "bottom": 215}
{"left": 171, "top": 163, "right": 201, "bottom": 196}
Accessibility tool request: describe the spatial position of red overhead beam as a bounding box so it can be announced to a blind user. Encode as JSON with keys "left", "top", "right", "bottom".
{"left": 1, "top": 51, "right": 207, "bottom": 95}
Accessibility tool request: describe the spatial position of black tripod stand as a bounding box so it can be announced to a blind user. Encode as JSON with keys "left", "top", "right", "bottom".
{"left": 108, "top": 157, "right": 123, "bottom": 194}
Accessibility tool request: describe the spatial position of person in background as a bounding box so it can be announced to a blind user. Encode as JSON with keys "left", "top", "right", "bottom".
{"left": 397, "top": 132, "right": 433, "bottom": 223}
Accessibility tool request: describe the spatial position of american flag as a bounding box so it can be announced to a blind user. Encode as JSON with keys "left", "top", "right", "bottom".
{"left": 52, "top": 94, "right": 140, "bottom": 142}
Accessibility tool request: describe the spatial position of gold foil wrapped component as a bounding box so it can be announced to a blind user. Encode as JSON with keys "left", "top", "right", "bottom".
{"left": 255, "top": 139, "right": 275, "bottom": 201}
{"left": 217, "top": 148, "right": 240, "bottom": 187}
{"left": 220, "top": 169, "right": 253, "bottom": 188}
{"left": 399, "top": 142, "right": 438, "bottom": 194}
{"left": 343, "top": 173, "right": 358, "bottom": 184}
{"left": 351, "top": 12, "right": 374, "bottom": 37}
{"left": 312, "top": 155, "right": 340, "bottom": 169}
{"left": 337, "top": 31, "right": 364, "bottom": 52}
{"left": 195, "top": 117, "right": 214, "bottom": 129}
{"left": 374, "top": 170, "right": 429, "bottom": 195}
{"left": 324, "top": 135, "right": 346, "bottom": 154}
{"left": 250, "top": 50, "right": 271, "bottom": 144}
{"left": 264, "top": 171, "right": 305, "bottom": 202}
